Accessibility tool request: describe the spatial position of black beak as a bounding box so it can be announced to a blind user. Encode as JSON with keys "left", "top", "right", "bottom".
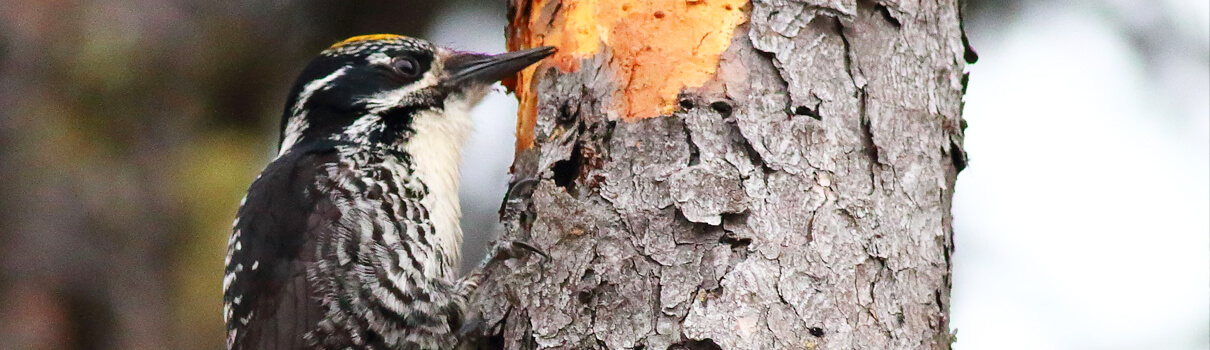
{"left": 443, "top": 46, "right": 557, "bottom": 86}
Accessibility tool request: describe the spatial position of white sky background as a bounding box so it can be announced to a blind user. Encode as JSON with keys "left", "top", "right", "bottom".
{"left": 425, "top": 0, "right": 517, "bottom": 271}
{"left": 432, "top": 0, "right": 1210, "bottom": 348}
{"left": 953, "top": 1, "right": 1209, "bottom": 349}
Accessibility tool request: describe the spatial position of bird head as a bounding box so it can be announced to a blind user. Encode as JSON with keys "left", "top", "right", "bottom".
{"left": 276, "top": 34, "right": 555, "bottom": 154}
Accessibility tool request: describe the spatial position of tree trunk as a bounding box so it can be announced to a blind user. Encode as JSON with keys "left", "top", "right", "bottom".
{"left": 471, "top": 0, "right": 972, "bottom": 349}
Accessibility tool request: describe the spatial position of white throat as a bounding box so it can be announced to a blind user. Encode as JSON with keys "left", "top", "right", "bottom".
{"left": 405, "top": 90, "right": 485, "bottom": 269}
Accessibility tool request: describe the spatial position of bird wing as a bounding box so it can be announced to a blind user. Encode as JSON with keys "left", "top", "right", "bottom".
{"left": 223, "top": 146, "right": 341, "bottom": 350}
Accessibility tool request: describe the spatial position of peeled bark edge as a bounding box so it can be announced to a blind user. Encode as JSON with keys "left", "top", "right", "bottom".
{"left": 470, "top": 0, "right": 971, "bottom": 349}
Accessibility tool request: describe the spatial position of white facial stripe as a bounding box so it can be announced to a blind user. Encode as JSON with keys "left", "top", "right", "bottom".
{"left": 360, "top": 71, "right": 441, "bottom": 113}
{"left": 360, "top": 48, "right": 450, "bottom": 113}
{"left": 293, "top": 66, "right": 350, "bottom": 118}
{"left": 279, "top": 66, "right": 351, "bottom": 156}
{"left": 278, "top": 116, "right": 309, "bottom": 157}
{"left": 340, "top": 114, "right": 384, "bottom": 144}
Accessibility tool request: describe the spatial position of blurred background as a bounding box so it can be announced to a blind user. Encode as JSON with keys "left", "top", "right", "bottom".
{"left": 0, "top": 0, "right": 1204, "bottom": 349}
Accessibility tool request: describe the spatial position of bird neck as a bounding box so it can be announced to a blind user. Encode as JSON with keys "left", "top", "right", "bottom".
{"left": 402, "top": 102, "right": 475, "bottom": 271}
{"left": 320, "top": 106, "right": 473, "bottom": 273}
{"left": 279, "top": 94, "right": 481, "bottom": 271}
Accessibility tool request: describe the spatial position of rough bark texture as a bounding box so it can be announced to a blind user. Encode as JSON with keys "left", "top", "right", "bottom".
{"left": 471, "top": 0, "right": 972, "bottom": 349}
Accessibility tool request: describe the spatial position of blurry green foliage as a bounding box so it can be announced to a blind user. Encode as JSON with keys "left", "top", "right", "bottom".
{"left": 0, "top": 1, "right": 476, "bottom": 349}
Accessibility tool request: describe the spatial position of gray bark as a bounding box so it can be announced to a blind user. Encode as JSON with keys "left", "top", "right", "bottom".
{"left": 471, "top": 1, "right": 971, "bottom": 349}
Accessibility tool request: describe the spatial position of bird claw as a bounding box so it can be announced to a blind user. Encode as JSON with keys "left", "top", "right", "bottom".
{"left": 504, "top": 178, "right": 541, "bottom": 202}
{"left": 487, "top": 239, "right": 548, "bottom": 265}
{"left": 509, "top": 240, "right": 549, "bottom": 261}
{"left": 457, "top": 239, "right": 549, "bottom": 299}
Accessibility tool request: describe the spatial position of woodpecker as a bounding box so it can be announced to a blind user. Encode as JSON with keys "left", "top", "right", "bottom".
{"left": 222, "top": 34, "right": 554, "bottom": 349}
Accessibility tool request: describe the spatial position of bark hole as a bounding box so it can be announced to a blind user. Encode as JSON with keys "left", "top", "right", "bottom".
{"left": 808, "top": 327, "right": 826, "bottom": 337}
{"left": 557, "top": 100, "right": 578, "bottom": 126}
{"left": 719, "top": 233, "right": 751, "bottom": 251}
{"left": 794, "top": 104, "right": 822, "bottom": 120}
{"left": 577, "top": 268, "right": 598, "bottom": 304}
{"left": 679, "top": 98, "right": 696, "bottom": 110}
{"left": 709, "top": 101, "right": 733, "bottom": 117}
{"left": 682, "top": 120, "right": 702, "bottom": 166}
{"left": 551, "top": 143, "right": 583, "bottom": 195}
{"left": 672, "top": 338, "right": 723, "bottom": 350}
{"left": 483, "top": 332, "right": 506, "bottom": 349}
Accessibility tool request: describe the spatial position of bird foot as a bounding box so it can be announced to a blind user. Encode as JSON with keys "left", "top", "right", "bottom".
{"left": 486, "top": 239, "right": 548, "bottom": 265}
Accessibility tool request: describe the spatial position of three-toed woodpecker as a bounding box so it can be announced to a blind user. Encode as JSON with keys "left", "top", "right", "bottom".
{"left": 222, "top": 34, "right": 554, "bottom": 349}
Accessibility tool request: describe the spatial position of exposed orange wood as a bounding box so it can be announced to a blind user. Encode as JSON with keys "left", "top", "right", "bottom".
{"left": 507, "top": 0, "right": 749, "bottom": 152}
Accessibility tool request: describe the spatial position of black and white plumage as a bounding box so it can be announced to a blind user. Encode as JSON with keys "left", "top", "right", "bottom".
{"left": 222, "top": 35, "right": 554, "bottom": 349}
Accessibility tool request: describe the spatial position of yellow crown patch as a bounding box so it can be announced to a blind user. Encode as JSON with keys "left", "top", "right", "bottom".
{"left": 329, "top": 34, "right": 408, "bottom": 49}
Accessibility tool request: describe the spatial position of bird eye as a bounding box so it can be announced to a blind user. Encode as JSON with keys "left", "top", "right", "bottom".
{"left": 391, "top": 57, "right": 420, "bottom": 78}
